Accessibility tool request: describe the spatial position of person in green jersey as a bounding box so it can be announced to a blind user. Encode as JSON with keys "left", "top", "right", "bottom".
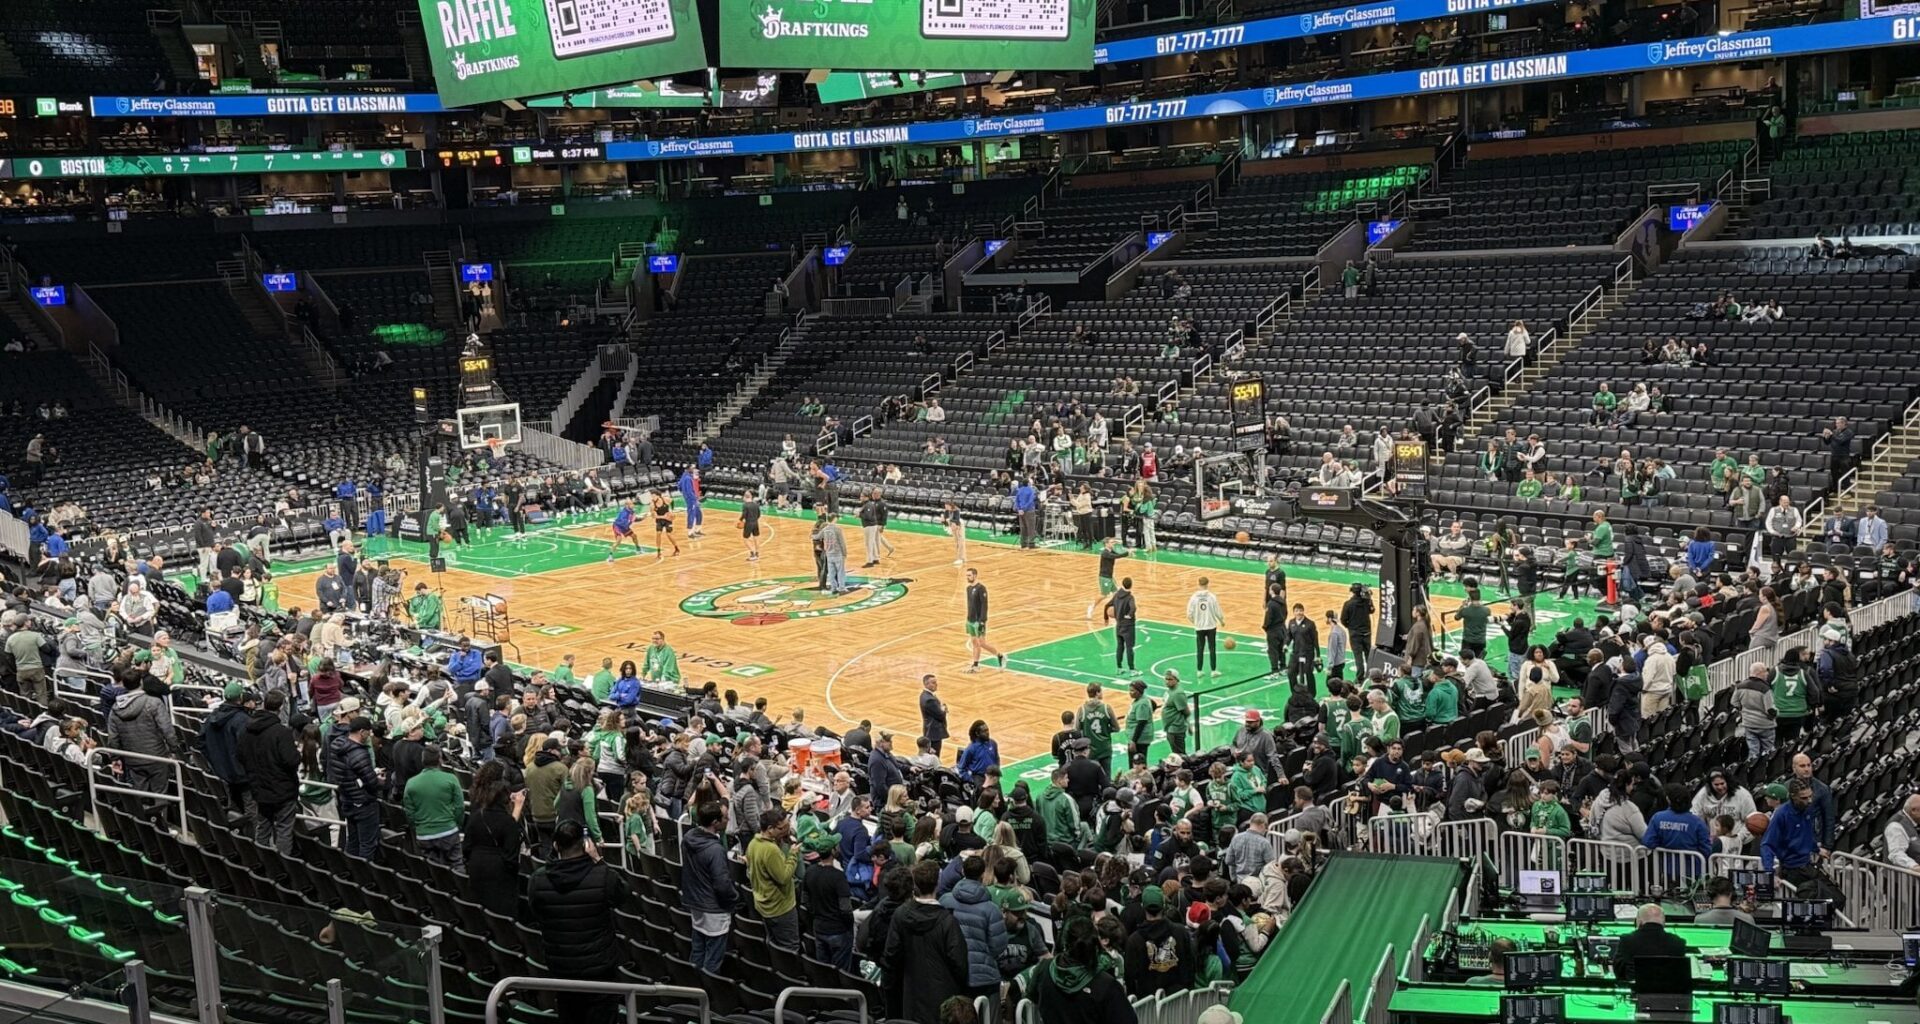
{"left": 1077, "top": 683, "right": 1118, "bottom": 775}
{"left": 1364, "top": 688, "right": 1401, "bottom": 743}
{"left": 1771, "top": 646, "right": 1812, "bottom": 742}
{"left": 1341, "top": 259, "right": 1361, "bottom": 298}
{"left": 589, "top": 657, "right": 616, "bottom": 705}
{"left": 1450, "top": 588, "right": 1491, "bottom": 659}
{"left": 1124, "top": 679, "right": 1156, "bottom": 767}
{"left": 641, "top": 631, "right": 682, "bottom": 688}
{"left": 1161, "top": 671, "right": 1191, "bottom": 755}
{"left": 549, "top": 653, "right": 580, "bottom": 688}
{"left": 1515, "top": 471, "right": 1543, "bottom": 500}
{"left": 1740, "top": 453, "right": 1766, "bottom": 487}
{"left": 1335, "top": 695, "right": 1369, "bottom": 763}
{"left": 406, "top": 583, "right": 443, "bottom": 630}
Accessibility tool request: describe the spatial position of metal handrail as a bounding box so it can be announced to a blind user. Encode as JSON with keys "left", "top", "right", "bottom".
{"left": 87, "top": 747, "right": 188, "bottom": 835}
{"left": 773, "top": 987, "right": 867, "bottom": 1024}
{"left": 484, "top": 979, "right": 709, "bottom": 1024}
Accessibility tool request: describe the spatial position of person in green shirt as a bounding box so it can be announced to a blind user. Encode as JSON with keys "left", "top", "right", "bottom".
{"left": 1227, "top": 751, "right": 1265, "bottom": 823}
{"left": 622, "top": 785, "right": 656, "bottom": 856}
{"left": 1588, "top": 510, "right": 1614, "bottom": 557}
{"left": 549, "top": 653, "right": 580, "bottom": 688}
{"left": 1515, "top": 471, "right": 1543, "bottom": 500}
{"left": 1076, "top": 683, "right": 1118, "bottom": 774}
{"left": 744, "top": 811, "right": 803, "bottom": 944}
{"left": 641, "top": 631, "right": 682, "bottom": 688}
{"left": 402, "top": 747, "right": 467, "bottom": 865}
{"left": 1335, "top": 697, "right": 1369, "bottom": 763}
{"left": 1161, "top": 671, "right": 1191, "bottom": 755}
{"left": 1363, "top": 689, "right": 1401, "bottom": 743}
{"left": 1341, "top": 259, "right": 1361, "bottom": 298}
{"left": 1425, "top": 672, "right": 1460, "bottom": 725}
{"left": 1589, "top": 383, "right": 1618, "bottom": 425}
{"left": 1452, "top": 589, "right": 1490, "bottom": 659}
{"left": 1740, "top": 454, "right": 1766, "bottom": 487}
{"left": 1562, "top": 480, "right": 1583, "bottom": 503}
{"left": 1123, "top": 679, "right": 1156, "bottom": 768}
{"left": 589, "top": 657, "right": 616, "bottom": 704}
{"left": 1707, "top": 448, "right": 1738, "bottom": 495}
{"left": 406, "top": 583, "right": 443, "bottom": 630}
{"left": 1528, "top": 778, "right": 1572, "bottom": 870}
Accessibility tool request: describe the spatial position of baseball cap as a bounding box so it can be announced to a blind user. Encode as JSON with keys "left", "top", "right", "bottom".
{"left": 345, "top": 716, "right": 374, "bottom": 733}
{"left": 223, "top": 682, "right": 244, "bottom": 701}
{"left": 1764, "top": 783, "right": 1788, "bottom": 801}
{"left": 1523, "top": 748, "right": 1542, "bottom": 762}
{"left": 336, "top": 696, "right": 363, "bottom": 715}
{"left": 1197, "top": 1009, "right": 1245, "bottom": 1024}
{"left": 1140, "top": 885, "right": 1165, "bottom": 910}
{"left": 1464, "top": 748, "right": 1491, "bottom": 764}
{"left": 992, "top": 887, "right": 1031, "bottom": 913}
{"left": 1243, "top": 709, "right": 1263, "bottom": 723}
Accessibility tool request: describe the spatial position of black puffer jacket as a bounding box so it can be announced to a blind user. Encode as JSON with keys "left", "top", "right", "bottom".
{"left": 527, "top": 853, "right": 627, "bottom": 977}
{"left": 108, "top": 681, "right": 175, "bottom": 757}
{"left": 325, "top": 727, "right": 379, "bottom": 813}
{"left": 237, "top": 708, "right": 300, "bottom": 807}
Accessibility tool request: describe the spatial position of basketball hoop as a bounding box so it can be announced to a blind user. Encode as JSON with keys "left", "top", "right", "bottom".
{"left": 485, "top": 437, "right": 506, "bottom": 461}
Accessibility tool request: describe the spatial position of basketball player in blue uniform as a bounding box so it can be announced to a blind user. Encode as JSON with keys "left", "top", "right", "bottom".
{"left": 606, "top": 500, "right": 645, "bottom": 562}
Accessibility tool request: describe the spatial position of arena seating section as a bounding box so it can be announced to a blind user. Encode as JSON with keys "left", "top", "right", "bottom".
{"left": 1412, "top": 141, "right": 1747, "bottom": 249}
{"left": 0, "top": 0, "right": 173, "bottom": 94}
{"left": 1736, "top": 129, "right": 1920, "bottom": 239}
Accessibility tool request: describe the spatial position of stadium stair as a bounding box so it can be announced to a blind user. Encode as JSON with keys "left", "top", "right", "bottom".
{"left": 689, "top": 315, "right": 813, "bottom": 444}
{"left": 1465, "top": 272, "right": 1641, "bottom": 439}
{"left": 1835, "top": 400, "right": 1920, "bottom": 515}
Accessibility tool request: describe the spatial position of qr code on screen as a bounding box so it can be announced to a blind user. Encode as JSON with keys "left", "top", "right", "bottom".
{"left": 922, "top": 0, "right": 1071, "bottom": 40}
{"left": 545, "top": 0, "right": 675, "bottom": 59}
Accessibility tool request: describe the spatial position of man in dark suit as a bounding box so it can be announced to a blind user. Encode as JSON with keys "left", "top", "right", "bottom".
{"left": 919, "top": 674, "right": 949, "bottom": 755}
{"left": 1612, "top": 904, "right": 1688, "bottom": 982}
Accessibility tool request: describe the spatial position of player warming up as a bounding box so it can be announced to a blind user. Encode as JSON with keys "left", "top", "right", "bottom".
{"left": 1086, "top": 536, "right": 1130, "bottom": 620}
{"left": 650, "top": 490, "right": 682, "bottom": 560}
{"left": 606, "top": 500, "right": 646, "bottom": 562}
{"left": 740, "top": 488, "right": 763, "bottom": 562}
{"left": 964, "top": 568, "right": 1006, "bottom": 673}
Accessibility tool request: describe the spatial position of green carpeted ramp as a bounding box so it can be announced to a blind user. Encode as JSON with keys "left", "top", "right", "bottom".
{"left": 1232, "top": 852, "right": 1463, "bottom": 1021}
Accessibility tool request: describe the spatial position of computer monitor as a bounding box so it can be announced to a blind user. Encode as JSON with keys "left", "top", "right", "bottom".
{"left": 1726, "top": 957, "right": 1791, "bottom": 997}
{"left": 1903, "top": 931, "right": 1920, "bottom": 968}
{"left": 1631, "top": 956, "right": 1696, "bottom": 998}
{"left": 1781, "top": 899, "right": 1832, "bottom": 935}
{"left": 1500, "top": 993, "right": 1566, "bottom": 1024}
{"left": 1569, "top": 873, "right": 1610, "bottom": 893}
{"left": 1504, "top": 952, "right": 1563, "bottom": 991}
{"left": 1713, "top": 1004, "right": 1785, "bottom": 1024}
{"left": 1729, "top": 869, "right": 1776, "bottom": 902}
{"left": 1731, "top": 920, "right": 1773, "bottom": 959}
{"left": 1518, "top": 870, "right": 1561, "bottom": 908}
{"left": 1565, "top": 894, "right": 1614, "bottom": 923}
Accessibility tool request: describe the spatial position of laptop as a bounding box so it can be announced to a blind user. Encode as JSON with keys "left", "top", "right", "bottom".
{"left": 1730, "top": 919, "right": 1773, "bottom": 959}
{"left": 1630, "top": 955, "right": 1695, "bottom": 1018}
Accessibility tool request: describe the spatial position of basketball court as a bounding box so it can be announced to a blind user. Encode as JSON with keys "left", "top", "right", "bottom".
{"left": 261, "top": 498, "right": 1601, "bottom": 790}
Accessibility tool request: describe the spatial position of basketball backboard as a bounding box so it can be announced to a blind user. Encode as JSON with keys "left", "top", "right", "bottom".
{"left": 456, "top": 402, "right": 523, "bottom": 450}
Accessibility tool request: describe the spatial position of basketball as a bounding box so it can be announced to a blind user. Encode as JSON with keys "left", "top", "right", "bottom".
{"left": 1234, "top": 530, "right": 1250, "bottom": 543}
{"left": 1746, "top": 812, "right": 1770, "bottom": 836}
{"left": 1223, "top": 637, "right": 1237, "bottom": 650}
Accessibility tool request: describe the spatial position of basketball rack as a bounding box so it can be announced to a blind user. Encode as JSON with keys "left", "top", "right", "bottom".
{"left": 458, "top": 592, "right": 518, "bottom": 659}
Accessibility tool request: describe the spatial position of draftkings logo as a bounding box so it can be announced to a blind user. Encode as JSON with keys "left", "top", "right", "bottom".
{"left": 756, "top": 1, "right": 871, "bottom": 41}
{"left": 681, "top": 574, "right": 909, "bottom": 625}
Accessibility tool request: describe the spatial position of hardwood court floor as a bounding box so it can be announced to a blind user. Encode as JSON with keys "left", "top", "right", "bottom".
{"left": 282, "top": 502, "right": 1596, "bottom": 785}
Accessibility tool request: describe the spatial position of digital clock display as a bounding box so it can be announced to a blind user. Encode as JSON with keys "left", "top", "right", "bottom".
{"left": 1231, "top": 379, "right": 1266, "bottom": 404}
{"left": 461, "top": 357, "right": 491, "bottom": 374}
